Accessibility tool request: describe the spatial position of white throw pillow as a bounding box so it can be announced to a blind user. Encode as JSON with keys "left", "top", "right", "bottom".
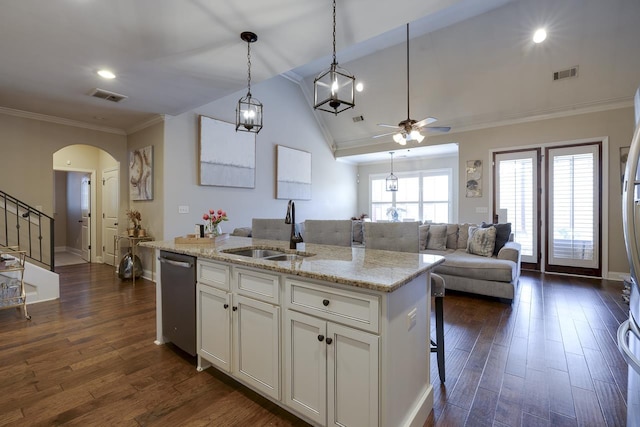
{"left": 467, "top": 226, "right": 496, "bottom": 257}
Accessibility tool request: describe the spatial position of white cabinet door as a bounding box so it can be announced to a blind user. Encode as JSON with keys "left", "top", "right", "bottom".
{"left": 197, "top": 283, "right": 231, "bottom": 372}
{"left": 233, "top": 294, "right": 281, "bottom": 400}
{"left": 285, "top": 310, "right": 327, "bottom": 426}
{"left": 327, "top": 322, "right": 379, "bottom": 427}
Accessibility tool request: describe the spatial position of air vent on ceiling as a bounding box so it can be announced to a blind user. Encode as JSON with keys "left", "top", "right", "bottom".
{"left": 89, "top": 88, "right": 128, "bottom": 103}
{"left": 553, "top": 66, "right": 579, "bottom": 81}
{"left": 352, "top": 115, "right": 364, "bottom": 123}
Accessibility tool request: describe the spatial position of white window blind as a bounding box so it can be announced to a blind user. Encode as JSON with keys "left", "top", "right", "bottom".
{"left": 495, "top": 151, "right": 537, "bottom": 263}
{"left": 548, "top": 145, "right": 599, "bottom": 268}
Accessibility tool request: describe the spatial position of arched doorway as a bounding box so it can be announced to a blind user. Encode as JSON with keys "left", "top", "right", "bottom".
{"left": 53, "top": 145, "right": 119, "bottom": 268}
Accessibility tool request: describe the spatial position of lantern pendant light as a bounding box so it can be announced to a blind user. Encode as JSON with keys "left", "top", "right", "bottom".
{"left": 313, "top": 0, "right": 355, "bottom": 115}
{"left": 236, "top": 31, "right": 263, "bottom": 133}
{"left": 386, "top": 152, "right": 398, "bottom": 192}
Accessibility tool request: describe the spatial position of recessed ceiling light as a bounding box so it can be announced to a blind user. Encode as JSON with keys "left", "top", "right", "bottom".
{"left": 533, "top": 28, "right": 547, "bottom": 43}
{"left": 355, "top": 82, "right": 364, "bottom": 92}
{"left": 97, "top": 69, "right": 116, "bottom": 79}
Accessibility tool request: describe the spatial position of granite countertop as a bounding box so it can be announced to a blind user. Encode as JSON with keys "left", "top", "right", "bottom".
{"left": 140, "top": 236, "right": 444, "bottom": 293}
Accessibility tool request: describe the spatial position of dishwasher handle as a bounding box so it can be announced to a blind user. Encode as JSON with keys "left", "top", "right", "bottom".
{"left": 158, "top": 256, "right": 193, "bottom": 269}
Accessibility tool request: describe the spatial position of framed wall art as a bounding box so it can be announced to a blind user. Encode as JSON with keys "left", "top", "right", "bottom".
{"left": 276, "top": 145, "right": 311, "bottom": 200}
{"left": 199, "top": 115, "right": 256, "bottom": 188}
{"left": 466, "top": 159, "right": 482, "bottom": 198}
{"left": 129, "top": 145, "right": 153, "bottom": 200}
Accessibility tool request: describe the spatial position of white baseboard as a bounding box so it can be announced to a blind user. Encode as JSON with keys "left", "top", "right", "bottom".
{"left": 607, "top": 271, "right": 631, "bottom": 282}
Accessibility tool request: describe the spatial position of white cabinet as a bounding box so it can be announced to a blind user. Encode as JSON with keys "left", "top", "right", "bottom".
{"left": 197, "top": 261, "right": 281, "bottom": 400}
{"left": 284, "top": 280, "right": 380, "bottom": 427}
{"left": 197, "top": 283, "right": 231, "bottom": 372}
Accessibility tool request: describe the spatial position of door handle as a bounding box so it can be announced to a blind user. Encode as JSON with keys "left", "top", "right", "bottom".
{"left": 78, "top": 220, "right": 83, "bottom": 223}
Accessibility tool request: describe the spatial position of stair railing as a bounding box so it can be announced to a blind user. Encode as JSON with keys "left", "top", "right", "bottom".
{"left": 0, "top": 190, "right": 54, "bottom": 271}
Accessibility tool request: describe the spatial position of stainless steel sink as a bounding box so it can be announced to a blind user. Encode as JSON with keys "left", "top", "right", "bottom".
{"left": 262, "top": 253, "right": 307, "bottom": 262}
{"left": 222, "top": 248, "right": 284, "bottom": 258}
{"left": 222, "top": 246, "right": 314, "bottom": 262}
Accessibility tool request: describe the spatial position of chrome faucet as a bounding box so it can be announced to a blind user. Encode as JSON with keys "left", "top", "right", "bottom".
{"left": 285, "top": 200, "right": 303, "bottom": 249}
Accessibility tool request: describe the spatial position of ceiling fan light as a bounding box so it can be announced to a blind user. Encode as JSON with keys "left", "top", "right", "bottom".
{"left": 393, "top": 133, "right": 404, "bottom": 144}
{"left": 412, "top": 131, "right": 425, "bottom": 143}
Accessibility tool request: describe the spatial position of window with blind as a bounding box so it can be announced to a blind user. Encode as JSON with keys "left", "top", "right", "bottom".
{"left": 370, "top": 169, "right": 451, "bottom": 223}
{"left": 547, "top": 145, "right": 599, "bottom": 269}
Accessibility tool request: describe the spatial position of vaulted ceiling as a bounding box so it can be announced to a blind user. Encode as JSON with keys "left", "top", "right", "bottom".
{"left": 1, "top": 0, "right": 638, "bottom": 159}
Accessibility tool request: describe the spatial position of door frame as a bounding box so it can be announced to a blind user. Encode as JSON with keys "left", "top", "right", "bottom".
{"left": 53, "top": 166, "right": 97, "bottom": 264}
{"left": 489, "top": 136, "right": 610, "bottom": 277}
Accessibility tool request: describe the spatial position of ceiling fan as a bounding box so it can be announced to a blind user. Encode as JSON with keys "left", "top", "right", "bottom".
{"left": 373, "top": 23, "right": 451, "bottom": 145}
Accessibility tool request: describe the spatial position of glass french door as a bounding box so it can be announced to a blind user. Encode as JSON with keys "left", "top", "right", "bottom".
{"left": 494, "top": 143, "right": 602, "bottom": 276}
{"left": 494, "top": 150, "right": 540, "bottom": 269}
{"left": 546, "top": 144, "right": 601, "bottom": 276}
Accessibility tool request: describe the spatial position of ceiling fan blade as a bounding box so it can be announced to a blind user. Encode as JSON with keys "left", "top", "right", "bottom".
{"left": 414, "top": 117, "right": 438, "bottom": 129}
{"left": 376, "top": 123, "right": 400, "bottom": 129}
{"left": 425, "top": 126, "right": 451, "bottom": 133}
{"left": 372, "top": 131, "right": 397, "bottom": 139}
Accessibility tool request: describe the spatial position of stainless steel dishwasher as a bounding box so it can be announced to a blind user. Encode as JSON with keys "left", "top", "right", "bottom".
{"left": 159, "top": 251, "right": 196, "bottom": 356}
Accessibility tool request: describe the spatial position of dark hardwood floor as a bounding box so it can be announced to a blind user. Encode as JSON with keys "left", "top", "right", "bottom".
{"left": 0, "top": 264, "right": 629, "bottom": 426}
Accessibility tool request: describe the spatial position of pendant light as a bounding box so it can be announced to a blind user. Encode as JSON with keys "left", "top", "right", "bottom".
{"left": 236, "top": 31, "right": 263, "bottom": 133}
{"left": 313, "top": 0, "right": 355, "bottom": 115}
{"left": 386, "top": 152, "right": 398, "bottom": 192}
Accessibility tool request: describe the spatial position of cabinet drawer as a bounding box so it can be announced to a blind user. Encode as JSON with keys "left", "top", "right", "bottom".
{"left": 286, "top": 279, "right": 379, "bottom": 333}
{"left": 234, "top": 267, "right": 280, "bottom": 305}
{"left": 197, "top": 260, "right": 230, "bottom": 291}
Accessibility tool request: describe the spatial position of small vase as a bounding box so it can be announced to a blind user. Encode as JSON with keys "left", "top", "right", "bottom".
{"left": 205, "top": 224, "right": 222, "bottom": 237}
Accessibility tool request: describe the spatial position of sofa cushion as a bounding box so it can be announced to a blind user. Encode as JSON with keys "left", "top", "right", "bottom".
{"left": 419, "top": 224, "right": 430, "bottom": 250}
{"left": 457, "top": 223, "right": 473, "bottom": 249}
{"left": 467, "top": 226, "right": 496, "bottom": 257}
{"left": 426, "top": 224, "right": 447, "bottom": 250}
{"left": 430, "top": 249, "right": 516, "bottom": 282}
{"left": 444, "top": 224, "right": 459, "bottom": 249}
{"left": 481, "top": 222, "right": 512, "bottom": 256}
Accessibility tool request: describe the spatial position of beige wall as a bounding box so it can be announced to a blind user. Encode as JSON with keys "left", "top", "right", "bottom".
{"left": 425, "top": 106, "right": 634, "bottom": 276}
{"left": 0, "top": 113, "right": 127, "bottom": 263}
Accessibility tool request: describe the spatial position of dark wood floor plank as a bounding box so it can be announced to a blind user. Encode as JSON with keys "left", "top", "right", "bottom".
{"left": 547, "top": 368, "right": 576, "bottom": 418}
{"left": 494, "top": 372, "right": 525, "bottom": 427}
{"left": 572, "top": 386, "right": 607, "bottom": 426}
{"left": 593, "top": 379, "right": 627, "bottom": 427}
{"left": 0, "top": 265, "right": 630, "bottom": 426}
{"left": 522, "top": 367, "right": 550, "bottom": 420}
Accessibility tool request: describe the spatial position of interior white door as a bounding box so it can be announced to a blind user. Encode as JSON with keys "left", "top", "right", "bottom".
{"left": 102, "top": 168, "right": 119, "bottom": 266}
{"left": 80, "top": 174, "right": 91, "bottom": 262}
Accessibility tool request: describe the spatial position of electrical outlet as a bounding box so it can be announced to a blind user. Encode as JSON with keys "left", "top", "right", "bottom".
{"left": 178, "top": 205, "right": 189, "bottom": 214}
{"left": 407, "top": 308, "right": 417, "bottom": 330}
{"left": 475, "top": 206, "right": 488, "bottom": 213}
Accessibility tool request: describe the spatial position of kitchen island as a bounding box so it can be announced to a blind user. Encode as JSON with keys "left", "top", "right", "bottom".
{"left": 141, "top": 236, "right": 444, "bottom": 427}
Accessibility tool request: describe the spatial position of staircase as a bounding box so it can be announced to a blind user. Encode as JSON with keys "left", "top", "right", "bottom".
{"left": 1, "top": 190, "right": 59, "bottom": 303}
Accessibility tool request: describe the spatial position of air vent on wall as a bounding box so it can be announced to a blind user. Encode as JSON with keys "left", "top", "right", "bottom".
{"left": 352, "top": 115, "right": 364, "bottom": 123}
{"left": 553, "top": 66, "right": 579, "bottom": 81}
{"left": 89, "top": 88, "right": 128, "bottom": 103}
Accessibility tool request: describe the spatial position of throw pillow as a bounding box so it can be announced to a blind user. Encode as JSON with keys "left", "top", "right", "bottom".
{"left": 467, "top": 226, "right": 496, "bottom": 257}
{"left": 419, "top": 224, "right": 430, "bottom": 250}
{"left": 426, "top": 224, "right": 447, "bottom": 250}
{"left": 457, "top": 223, "right": 473, "bottom": 249}
{"left": 481, "top": 222, "right": 512, "bottom": 256}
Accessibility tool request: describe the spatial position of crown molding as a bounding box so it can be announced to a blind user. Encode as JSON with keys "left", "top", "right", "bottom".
{"left": 126, "top": 114, "right": 166, "bottom": 134}
{"left": 335, "top": 97, "right": 635, "bottom": 151}
{"left": 0, "top": 106, "right": 127, "bottom": 135}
